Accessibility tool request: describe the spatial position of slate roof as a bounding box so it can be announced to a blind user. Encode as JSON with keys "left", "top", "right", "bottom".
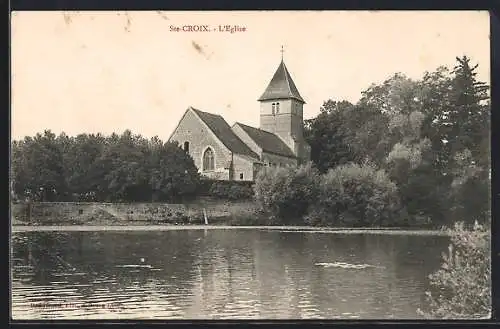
{"left": 234, "top": 123, "right": 296, "bottom": 158}
{"left": 190, "top": 107, "right": 260, "bottom": 160}
{"left": 258, "top": 60, "right": 305, "bottom": 104}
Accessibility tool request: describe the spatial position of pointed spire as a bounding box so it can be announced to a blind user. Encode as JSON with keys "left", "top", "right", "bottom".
{"left": 258, "top": 57, "right": 305, "bottom": 104}
{"left": 280, "top": 45, "right": 284, "bottom": 61}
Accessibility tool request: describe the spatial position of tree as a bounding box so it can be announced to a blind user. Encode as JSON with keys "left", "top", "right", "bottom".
{"left": 148, "top": 141, "right": 201, "bottom": 202}
{"left": 304, "top": 100, "right": 358, "bottom": 172}
{"left": 11, "top": 130, "right": 67, "bottom": 201}
{"left": 354, "top": 73, "right": 423, "bottom": 166}
{"left": 343, "top": 102, "right": 391, "bottom": 167}
{"left": 100, "top": 130, "right": 150, "bottom": 201}
{"left": 439, "top": 57, "right": 490, "bottom": 224}
{"left": 61, "top": 133, "right": 107, "bottom": 200}
{"left": 419, "top": 57, "right": 489, "bottom": 179}
{"left": 307, "top": 162, "right": 402, "bottom": 227}
{"left": 447, "top": 149, "right": 490, "bottom": 225}
{"left": 254, "top": 163, "right": 320, "bottom": 224}
{"left": 447, "top": 56, "right": 489, "bottom": 157}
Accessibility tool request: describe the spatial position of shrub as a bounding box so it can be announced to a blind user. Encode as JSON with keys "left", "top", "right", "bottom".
{"left": 254, "top": 162, "right": 320, "bottom": 225}
{"left": 202, "top": 180, "right": 254, "bottom": 200}
{"left": 306, "top": 162, "right": 402, "bottom": 227}
{"left": 447, "top": 168, "right": 490, "bottom": 226}
{"left": 227, "top": 184, "right": 254, "bottom": 200}
{"left": 418, "top": 221, "right": 491, "bottom": 319}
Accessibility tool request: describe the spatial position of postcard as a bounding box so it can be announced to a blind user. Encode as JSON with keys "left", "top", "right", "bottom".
{"left": 10, "top": 10, "right": 491, "bottom": 320}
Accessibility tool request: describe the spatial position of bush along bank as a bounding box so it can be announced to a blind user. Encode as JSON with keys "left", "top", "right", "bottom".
{"left": 253, "top": 162, "right": 489, "bottom": 229}
{"left": 254, "top": 162, "right": 405, "bottom": 228}
{"left": 417, "top": 221, "right": 491, "bottom": 319}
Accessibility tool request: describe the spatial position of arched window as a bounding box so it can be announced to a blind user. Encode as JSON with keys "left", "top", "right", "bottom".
{"left": 271, "top": 103, "right": 276, "bottom": 115}
{"left": 276, "top": 102, "right": 280, "bottom": 114}
{"left": 203, "top": 147, "right": 215, "bottom": 171}
{"left": 183, "top": 141, "right": 190, "bottom": 153}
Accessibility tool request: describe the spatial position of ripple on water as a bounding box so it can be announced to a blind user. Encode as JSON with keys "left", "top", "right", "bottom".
{"left": 11, "top": 230, "right": 450, "bottom": 320}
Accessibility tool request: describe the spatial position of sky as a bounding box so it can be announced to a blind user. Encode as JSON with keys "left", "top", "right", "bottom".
{"left": 11, "top": 11, "right": 490, "bottom": 141}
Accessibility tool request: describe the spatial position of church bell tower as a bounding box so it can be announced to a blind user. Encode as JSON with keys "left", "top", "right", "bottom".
{"left": 258, "top": 47, "right": 310, "bottom": 164}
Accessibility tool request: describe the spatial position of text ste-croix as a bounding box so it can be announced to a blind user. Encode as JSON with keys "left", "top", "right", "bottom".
{"left": 169, "top": 25, "right": 247, "bottom": 33}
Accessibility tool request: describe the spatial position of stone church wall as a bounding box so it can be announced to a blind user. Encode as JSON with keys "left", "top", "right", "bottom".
{"left": 170, "top": 110, "right": 232, "bottom": 176}
{"left": 261, "top": 152, "right": 297, "bottom": 167}
{"left": 232, "top": 154, "right": 256, "bottom": 181}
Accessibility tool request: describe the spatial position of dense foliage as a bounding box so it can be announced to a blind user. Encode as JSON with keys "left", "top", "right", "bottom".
{"left": 11, "top": 130, "right": 201, "bottom": 203}
{"left": 304, "top": 56, "right": 490, "bottom": 227}
{"left": 253, "top": 162, "right": 402, "bottom": 227}
{"left": 253, "top": 163, "right": 320, "bottom": 225}
{"left": 307, "top": 163, "right": 402, "bottom": 227}
{"left": 201, "top": 180, "right": 254, "bottom": 200}
{"left": 418, "top": 222, "right": 491, "bottom": 319}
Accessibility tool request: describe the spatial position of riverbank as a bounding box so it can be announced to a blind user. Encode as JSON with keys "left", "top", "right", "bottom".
{"left": 11, "top": 224, "right": 452, "bottom": 236}
{"left": 11, "top": 200, "right": 260, "bottom": 226}
{"left": 11, "top": 201, "right": 449, "bottom": 231}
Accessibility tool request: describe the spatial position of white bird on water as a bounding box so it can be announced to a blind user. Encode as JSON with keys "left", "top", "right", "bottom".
{"left": 140, "top": 258, "right": 145, "bottom": 263}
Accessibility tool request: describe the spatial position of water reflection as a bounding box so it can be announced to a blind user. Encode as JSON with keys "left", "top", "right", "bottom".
{"left": 12, "top": 230, "right": 449, "bottom": 319}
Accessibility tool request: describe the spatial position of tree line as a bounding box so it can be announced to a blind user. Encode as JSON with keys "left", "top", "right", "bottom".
{"left": 11, "top": 131, "right": 202, "bottom": 202}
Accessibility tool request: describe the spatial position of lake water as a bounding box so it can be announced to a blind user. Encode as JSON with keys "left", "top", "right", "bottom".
{"left": 11, "top": 228, "right": 449, "bottom": 320}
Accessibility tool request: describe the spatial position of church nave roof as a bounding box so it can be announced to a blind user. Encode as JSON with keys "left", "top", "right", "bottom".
{"left": 190, "top": 107, "right": 260, "bottom": 160}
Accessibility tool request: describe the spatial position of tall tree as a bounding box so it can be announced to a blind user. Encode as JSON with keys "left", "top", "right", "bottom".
{"left": 447, "top": 56, "right": 490, "bottom": 170}
{"left": 149, "top": 141, "right": 201, "bottom": 202}
{"left": 304, "top": 100, "right": 358, "bottom": 172}
{"left": 11, "top": 130, "right": 67, "bottom": 201}
{"left": 102, "top": 130, "right": 150, "bottom": 202}
{"left": 62, "top": 133, "right": 108, "bottom": 200}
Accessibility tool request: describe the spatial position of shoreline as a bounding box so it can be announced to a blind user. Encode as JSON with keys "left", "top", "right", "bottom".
{"left": 11, "top": 224, "right": 451, "bottom": 236}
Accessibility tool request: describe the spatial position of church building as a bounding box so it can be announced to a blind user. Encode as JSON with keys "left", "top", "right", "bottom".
{"left": 168, "top": 56, "right": 311, "bottom": 181}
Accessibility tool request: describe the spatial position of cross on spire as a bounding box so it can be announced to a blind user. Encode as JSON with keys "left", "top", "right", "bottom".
{"left": 280, "top": 45, "right": 284, "bottom": 61}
